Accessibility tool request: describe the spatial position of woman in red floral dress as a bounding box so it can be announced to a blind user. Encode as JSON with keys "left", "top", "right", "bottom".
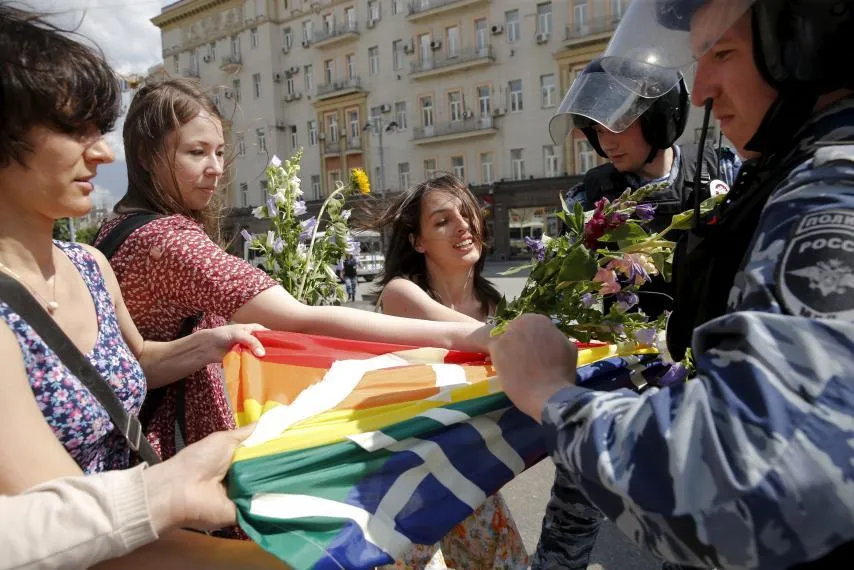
{"left": 96, "top": 79, "right": 490, "bottom": 461}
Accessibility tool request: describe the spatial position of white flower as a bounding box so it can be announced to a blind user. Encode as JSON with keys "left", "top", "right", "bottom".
{"left": 252, "top": 205, "right": 265, "bottom": 219}
{"left": 296, "top": 242, "right": 308, "bottom": 259}
{"left": 288, "top": 176, "right": 303, "bottom": 197}
{"left": 270, "top": 155, "right": 282, "bottom": 167}
{"left": 342, "top": 209, "right": 352, "bottom": 220}
{"left": 266, "top": 230, "right": 276, "bottom": 249}
{"left": 274, "top": 189, "right": 288, "bottom": 206}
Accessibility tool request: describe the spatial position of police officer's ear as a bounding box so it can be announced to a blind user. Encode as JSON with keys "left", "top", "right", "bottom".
{"left": 409, "top": 233, "right": 425, "bottom": 253}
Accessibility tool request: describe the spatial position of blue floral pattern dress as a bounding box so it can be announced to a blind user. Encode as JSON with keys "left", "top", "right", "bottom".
{"left": 0, "top": 242, "right": 147, "bottom": 473}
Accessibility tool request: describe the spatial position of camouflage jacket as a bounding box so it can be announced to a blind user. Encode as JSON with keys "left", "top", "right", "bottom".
{"left": 541, "top": 96, "right": 854, "bottom": 569}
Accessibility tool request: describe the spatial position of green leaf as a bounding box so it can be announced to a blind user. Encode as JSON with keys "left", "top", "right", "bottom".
{"left": 498, "top": 263, "right": 534, "bottom": 276}
{"left": 558, "top": 246, "right": 598, "bottom": 282}
{"left": 600, "top": 222, "right": 648, "bottom": 245}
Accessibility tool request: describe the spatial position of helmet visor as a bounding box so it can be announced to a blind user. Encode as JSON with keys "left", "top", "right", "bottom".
{"left": 602, "top": 0, "right": 756, "bottom": 96}
{"left": 549, "top": 70, "right": 660, "bottom": 144}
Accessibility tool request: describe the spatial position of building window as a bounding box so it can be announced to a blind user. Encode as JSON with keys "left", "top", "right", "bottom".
{"left": 236, "top": 133, "right": 246, "bottom": 157}
{"left": 348, "top": 109, "right": 360, "bottom": 141}
{"left": 324, "top": 59, "right": 334, "bottom": 83}
{"left": 283, "top": 28, "right": 292, "bottom": 51}
{"left": 451, "top": 155, "right": 465, "bottom": 181}
{"left": 446, "top": 26, "right": 459, "bottom": 57}
{"left": 304, "top": 64, "right": 314, "bottom": 92}
{"left": 290, "top": 125, "right": 298, "bottom": 149}
{"left": 480, "top": 152, "right": 494, "bottom": 185}
{"left": 308, "top": 120, "right": 318, "bottom": 145}
{"left": 612, "top": 0, "right": 627, "bottom": 19}
{"left": 424, "top": 158, "right": 436, "bottom": 179}
{"left": 394, "top": 101, "right": 407, "bottom": 129}
{"left": 250, "top": 27, "right": 259, "bottom": 48}
{"left": 328, "top": 170, "right": 342, "bottom": 194}
{"left": 509, "top": 79, "right": 523, "bottom": 112}
{"left": 448, "top": 91, "right": 462, "bottom": 122}
{"left": 475, "top": 18, "right": 488, "bottom": 51}
{"left": 232, "top": 79, "right": 241, "bottom": 102}
{"left": 544, "top": 145, "right": 559, "bottom": 177}
{"left": 322, "top": 13, "right": 334, "bottom": 34}
{"left": 173, "top": 55, "right": 179, "bottom": 74}
{"left": 575, "top": 139, "right": 597, "bottom": 173}
{"left": 231, "top": 34, "right": 240, "bottom": 56}
{"left": 368, "top": 46, "right": 379, "bottom": 75}
{"left": 392, "top": 39, "right": 404, "bottom": 71}
{"left": 346, "top": 53, "right": 356, "bottom": 78}
{"left": 345, "top": 6, "right": 356, "bottom": 28}
{"left": 327, "top": 113, "right": 339, "bottom": 142}
{"left": 391, "top": 0, "right": 403, "bottom": 15}
{"left": 370, "top": 105, "right": 383, "bottom": 123}
{"left": 537, "top": 2, "right": 553, "bottom": 36}
{"left": 256, "top": 128, "right": 267, "bottom": 154}
{"left": 506, "top": 9, "right": 519, "bottom": 43}
{"left": 240, "top": 182, "right": 249, "bottom": 207}
{"left": 368, "top": 0, "right": 380, "bottom": 22}
{"left": 208, "top": 41, "right": 216, "bottom": 60}
{"left": 573, "top": 0, "right": 588, "bottom": 33}
{"left": 541, "top": 74, "right": 556, "bottom": 107}
{"left": 511, "top": 148, "right": 525, "bottom": 180}
{"left": 311, "top": 175, "right": 321, "bottom": 199}
{"left": 421, "top": 96, "right": 433, "bottom": 127}
{"left": 398, "top": 162, "right": 410, "bottom": 189}
{"left": 286, "top": 74, "right": 295, "bottom": 95}
{"left": 477, "top": 85, "right": 491, "bottom": 116}
{"left": 253, "top": 73, "right": 262, "bottom": 98}
{"left": 302, "top": 20, "right": 312, "bottom": 43}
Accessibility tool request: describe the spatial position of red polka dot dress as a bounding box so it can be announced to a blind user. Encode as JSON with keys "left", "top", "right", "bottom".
{"left": 95, "top": 214, "right": 277, "bottom": 459}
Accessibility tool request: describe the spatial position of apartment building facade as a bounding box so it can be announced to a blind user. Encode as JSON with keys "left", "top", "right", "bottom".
{"left": 153, "top": 0, "right": 713, "bottom": 259}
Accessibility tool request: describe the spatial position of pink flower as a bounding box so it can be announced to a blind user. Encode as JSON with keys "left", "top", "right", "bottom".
{"left": 593, "top": 267, "right": 621, "bottom": 295}
{"left": 608, "top": 253, "right": 658, "bottom": 286}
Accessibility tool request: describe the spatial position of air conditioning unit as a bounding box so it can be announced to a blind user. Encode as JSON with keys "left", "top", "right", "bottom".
{"left": 430, "top": 39, "right": 442, "bottom": 51}
{"left": 273, "top": 73, "right": 283, "bottom": 82}
{"left": 289, "top": 65, "right": 300, "bottom": 74}
{"left": 492, "top": 108, "right": 505, "bottom": 117}
{"left": 282, "top": 46, "right": 290, "bottom": 54}
{"left": 403, "top": 41, "right": 414, "bottom": 54}
{"left": 536, "top": 33, "right": 550, "bottom": 44}
{"left": 224, "top": 89, "right": 234, "bottom": 99}
{"left": 463, "top": 109, "right": 474, "bottom": 119}
{"left": 284, "top": 93, "right": 294, "bottom": 102}
{"left": 318, "top": 132, "right": 326, "bottom": 140}
{"left": 203, "top": 54, "right": 212, "bottom": 63}
{"left": 491, "top": 24, "right": 504, "bottom": 35}
{"left": 302, "top": 40, "right": 311, "bottom": 48}
{"left": 293, "top": 92, "right": 302, "bottom": 100}
{"left": 380, "top": 103, "right": 392, "bottom": 113}
{"left": 366, "top": 18, "right": 376, "bottom": 29}
{"left": 275, "top": 120, "right": 288, "bottom": 130}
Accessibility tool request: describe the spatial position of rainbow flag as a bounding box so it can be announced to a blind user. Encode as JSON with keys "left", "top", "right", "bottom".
{"left": 224, "top": 331, "right": 659, "bottom": 570}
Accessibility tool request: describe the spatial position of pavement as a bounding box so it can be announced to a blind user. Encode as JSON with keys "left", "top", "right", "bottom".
{"left": 345, "top": 261, "right": 664, "bottom": 570}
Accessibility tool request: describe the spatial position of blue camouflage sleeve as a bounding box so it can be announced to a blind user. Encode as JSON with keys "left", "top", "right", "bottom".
{"left": 541, "top": 146, "right": 854, "bottom": 569}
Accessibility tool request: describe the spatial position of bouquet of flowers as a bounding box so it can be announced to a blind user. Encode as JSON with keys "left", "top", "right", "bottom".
{"left": 492, "top": 182, "right": 724, "bottom": 375}
{"left": 242, "top": 151, "right": 371, "bottom": 306}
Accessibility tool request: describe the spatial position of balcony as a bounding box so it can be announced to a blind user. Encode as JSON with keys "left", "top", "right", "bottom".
{"left": 345, "top": 136, "right": 362, "bottom": 154}
{"left": 412, "top": 115, "right": 497, "bottom": 145}
{"left": 309, "top": 22, "right": 359, "bottom": 49}
{"left": 183, "top": 67, "right": 200, "bottom": 79}
{"left": 410, "top": 45, "right": 494, "bottom": 79}
{"left": 565, "top": 15, "right": 622, "bottom": 46}
{"left": 219, "top": 54, "right": 242, "bottom": 73}
{"left": 315, "top": 77, "right": 364, "bottom": 100}
{"left": 407, "top": 0, "right": 490, "bottom": 22}
{"left": 322, "top": 139, "right": 341, "bottom": 155}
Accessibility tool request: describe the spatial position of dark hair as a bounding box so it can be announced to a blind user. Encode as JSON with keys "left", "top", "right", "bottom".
{"left": 0, "top": 4, "right": 121, "bottom": 168}
{"left": 368, "top": 173, "right": 500, "bottom": 314}
{"left": 116, "top": 78, "right": 225, "bottom": 241}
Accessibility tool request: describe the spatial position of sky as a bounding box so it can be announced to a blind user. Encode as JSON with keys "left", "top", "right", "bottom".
{"left": 23, "top": 0, "right": 171, "bottom": 209}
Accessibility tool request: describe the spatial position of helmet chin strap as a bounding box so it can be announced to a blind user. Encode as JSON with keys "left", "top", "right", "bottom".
{"left": 644, "top": 146, "right": 659, "bottom": 164}
{"left": 693, "top": 98, "right": 714, "bottom": 227}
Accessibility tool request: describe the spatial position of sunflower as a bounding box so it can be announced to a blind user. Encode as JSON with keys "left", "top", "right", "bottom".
{"left": 350, "top": 168, "right": 371, "bottom": 195}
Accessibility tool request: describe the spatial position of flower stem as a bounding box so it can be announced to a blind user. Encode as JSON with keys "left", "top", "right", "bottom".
{"left": 296, "top": 186, "right": 343, "bottom": 300}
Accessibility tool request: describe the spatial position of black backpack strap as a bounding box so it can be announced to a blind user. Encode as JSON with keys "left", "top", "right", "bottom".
{"left": 94, "top": 213, "right": 163, "bottom": 260}
{"left": 0, "top": 273, "right": 162, "bottom": 465}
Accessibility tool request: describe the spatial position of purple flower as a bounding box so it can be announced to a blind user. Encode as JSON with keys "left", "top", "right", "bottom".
{"left": 299, "top": 216, "right": 317, "bottom": 241}
{"left": 659, "top": 363, "right": 689, "bottom": 387}
{"left": 266, "top": 196, "right": 278, "bottom": 217}
{"left": 634, "top": 203, "right": 656, "bottom": 221}
{"left": 240, "top": 229, "right": 253, "bottom": 242}
{"left": 524, "top": 236, "right": 546, "bottom": 262}
{"left": 581, "top": 292, "right": 596, "bottom": 308}
{"left": 634, "top": 327, "right": 657, "bottom": 347}
{"left": 294, "top": 200, "right": 307, "bottom": 216}
{"left": 272, "top": 237, "right": 285, "bottom": 254}
{"left": 615, "top": 291, "right": 639, "bottom": 312}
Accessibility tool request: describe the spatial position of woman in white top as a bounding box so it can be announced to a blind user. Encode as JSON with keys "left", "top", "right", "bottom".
{"left": 371, "top": 173, "right": 527, "bottom": 569}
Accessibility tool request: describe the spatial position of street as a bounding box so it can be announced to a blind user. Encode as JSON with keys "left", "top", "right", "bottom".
{"left": 347, "top": 261, "right": 664, "bottom": 570}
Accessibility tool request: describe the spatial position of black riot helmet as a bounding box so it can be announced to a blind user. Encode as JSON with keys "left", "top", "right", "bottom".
{"left": 599, "top": 0, "right": 854, "bottom": 153}
{"left": 549, "top": 57, "right": 690, "bottom": 159}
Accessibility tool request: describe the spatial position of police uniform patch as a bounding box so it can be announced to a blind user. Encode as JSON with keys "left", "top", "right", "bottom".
{"left": 778, "top": 209, "right": 854, "bottom": 320}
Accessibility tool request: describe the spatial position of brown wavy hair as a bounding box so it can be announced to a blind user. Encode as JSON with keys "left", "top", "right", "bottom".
{"left": 368, "top": 173, "right": 500, "bottom": 313}
{"left": 115, "top": 78, "right": 225, "bottom": 241}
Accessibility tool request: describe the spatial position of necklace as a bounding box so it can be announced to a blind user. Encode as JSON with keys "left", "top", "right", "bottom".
{"left": 0, "top": 258, "right": 60, "bottom": 313}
